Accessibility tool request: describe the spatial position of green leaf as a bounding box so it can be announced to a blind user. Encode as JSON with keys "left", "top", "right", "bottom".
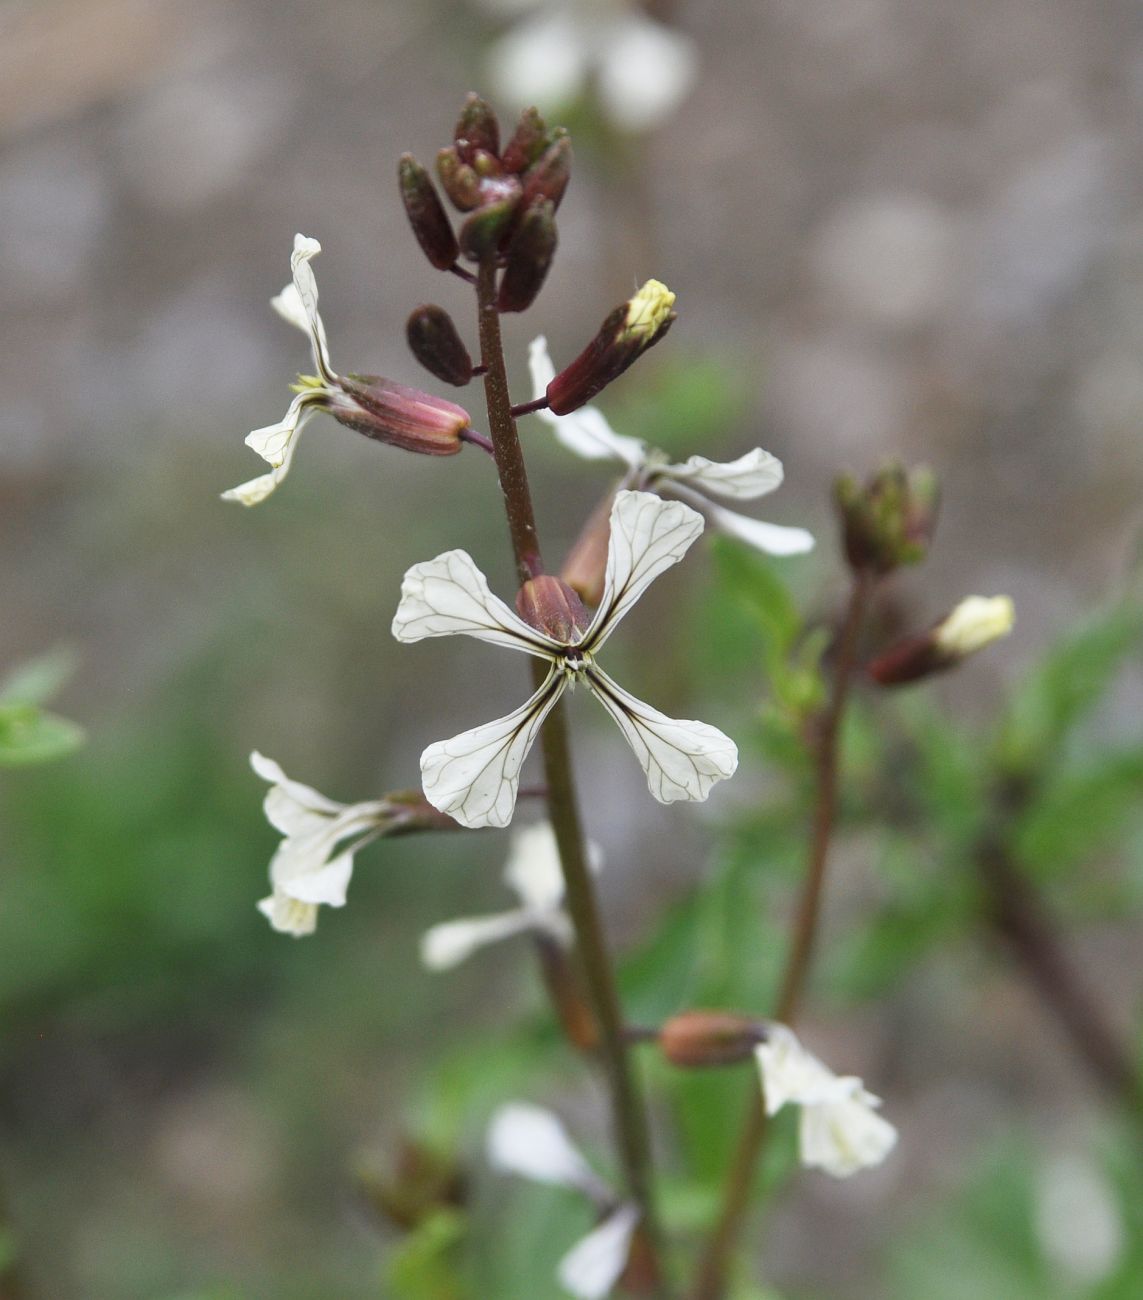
{"left": 0, "top": 646, "right": 77, "bottom": 706}
{"left": 997, "top": 602, "right": 1142, "bottom": 774}
{"left": 387, "top": 1209, "right": 467, "bottom": 1300}
{"left": 0, "top": 705, "right": 85, "bottom": 766}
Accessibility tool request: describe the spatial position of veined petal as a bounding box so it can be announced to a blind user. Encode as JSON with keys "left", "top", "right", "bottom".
{"left": 701, "top": 501, "right": 815, "bottom": 556}
{"left": 285, "top": 233, "right": 335, "bottom": 382}
{"left": 528, "top": 337, "right": 646, "bottom": 466}
{"left": 557, "top": 1203, "right": 641, "bottom": 1300}
{"left": 420, "top": 670, "right": 567, "bottom": 829}
{"left": 798, "top": 1091, "right": 898, "bottom": 1178}
{"left": 584, "top": 490, "right": 705, "bottom": 649}
{"left": 222, "top": 401, "right": 317, "bottom": 507}
{"left": 585, "top": 666, "right": 737, "bottom": 803}
{"left": 487, "top": 1103, "right": 609, "bottom": 1201}
{"left": 656, "top": 448, "right": 785, "bottom": 501}
{"left": 596, "top": 13, "right": 698, "bottom": 133}
{"left": 245, "top": 391, "right": 313, "bottom": 467}
{"left": 421, "top": 909, "right": 539, "bottom": 970}
{"left": 392, "top": 550, "right": 559, "bottom": 657}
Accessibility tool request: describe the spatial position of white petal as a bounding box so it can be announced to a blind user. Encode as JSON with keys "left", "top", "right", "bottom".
{"left": 656, "top": 448, "right": 785, "bottom": 501}
{"left": 702, "top": 503, "right": 816, "bottom": 557}
{"left": 486, "top": 11, "right": 588, "bottom": 113}
{"left": 502, "top": 821, "right": 567, "bottom": 911}
{"left": 528, "top": 338, "right": 647, "bottom": 466}
{"left": 584, "top": 490, "right": 704, "bottom": 649}
{"left": 586, "top": 666, "right": 737, "bottom": 804}
{"left": 596, "top": 14, "right": 698, "bottom": 133}
{"left": 798, "top": 1092, "right": 898, "bottom": 1178}
{"left": 754, "top": 1026, "right": 849, "bottom": 1116}
{"left": 222, "top": 401, "right": 316, "bottom": 506}
{"left": 286, "top": 232, "right": 334, "bottom": 381}
{"left": 557, "top": 1204, "right": 641, "bottom": 1300}
{"left": 251, "top": 750, "right": 345, "bottom": 832}
{"left": 257, "top": 891, "right": 318, "bottom": 937}
{"left": 392, "top": 550, "right": 559, "bottom": 657}
{"left": 269, "top": 281, "right": 311, "bottom": 336}
{"left": 271, "top": 842, "right": 357, "bottom": 907}
{"left": 487, "top": 1103, "right": 607, "bottom": 1200}
{"left": 420, "top": 910, "right": 539, "bottom": 970}
{"left": 420, "top": 671, "right": 567, "bottom": 829}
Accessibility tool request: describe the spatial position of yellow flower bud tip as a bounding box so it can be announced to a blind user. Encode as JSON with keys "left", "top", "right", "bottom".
{"left": 934, "top": 595, "right": 1015, "bottom": 658}
{"left": 289, "top": 374, "right": 326, "bottom": 394}
{"left": 623, "top": 279, "right": 676, "bottom": 341}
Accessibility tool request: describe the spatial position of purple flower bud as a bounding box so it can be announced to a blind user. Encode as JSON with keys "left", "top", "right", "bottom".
{"left": 501, "top": 106, "right": 550, "bottom": 174}
{"left": 515, "top": 575, "right": 589, "bottom": 643}
{"left": 834, "top": 463, "right": 939, "bottom": 575}
{"left": 331, "top": 376, "right": 469, "bottom": 456}
{"left": 660, "top": 1011, "right": 766, "bottom": 1068}
{"left": 406, "top": 305, "right": 474, "bottom": 386}
{"left": 436, "top": 147, "right": 483, "bottom": 212}
{"left": 454, "top": 93, "right": 500, "bottom": 162}
{"left": 398, "top": 154, "right": 459, "bottom": 270}
{"left": 498, "top": 200, "right": 558, "bottom": 313}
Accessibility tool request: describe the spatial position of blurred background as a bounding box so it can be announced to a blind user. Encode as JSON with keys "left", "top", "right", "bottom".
{"left": 1, "top": 0, "right": 1142, "bottom": 1296}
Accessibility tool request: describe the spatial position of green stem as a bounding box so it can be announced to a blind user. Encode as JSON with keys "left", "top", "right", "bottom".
{"left": 474, "top": 258, "right": 666, "bottom": 1288}
{"left": 690, "top": 571, "right": 872, "bottom": 1300}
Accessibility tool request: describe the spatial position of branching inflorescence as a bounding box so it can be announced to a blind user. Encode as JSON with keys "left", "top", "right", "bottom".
{"left": 223, "top": 95, "right": 1018, "bottom": 1298}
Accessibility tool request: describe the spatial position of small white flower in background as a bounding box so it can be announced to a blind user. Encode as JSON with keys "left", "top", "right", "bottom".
{"left": 488, "top": 1102, "right": 639, "bottom": 1299}
{"left": 421, "top": 822, "right": 601, "bottom": 969}
{"left": 392, "top": 489, "right": 738, "bottom": 829}
{"left": 529, "top": 337, "right": 815, "bottom": 558}
{"left": 754, "top": 1024, "right": 897, "bottom": 1178}
{"left": 483, "top": 0, "right": 698, "bottom": 135}
{"left": 223, "top": 235, "right": 466, "bottom": 506}
{"left": 251, "top": 751, "right": 393, "bottom": 936}
{"left": 1035, "top": 1151, "right": 1124, "bottom": 1286}
{"left": 933, "top": 594, "right": 1015, "bottom": 658}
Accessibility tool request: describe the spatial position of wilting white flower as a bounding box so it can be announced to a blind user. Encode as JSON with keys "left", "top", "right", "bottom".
{"left": 421, "top": 822, "right": 601, "bottom": 969}
{"left": 223, "top": 235, "right": 466, "bottom": 506}
{"left": 250, "top": 751, "right": 393, "bottom": 936}
{"left": 485, "top": 0, "right": 698, "bottom": 135}
{"left": 488, "top": 1102, "right": 639, "bottom": 1299}
{"left": 392, "top": 489, "right": 738, "bottom": 829}
{"left": 754, "top": 1024, "right": 897, "bottom": 1178}
{"left": 529, "top": 337, "right": 814, "bottom": 557}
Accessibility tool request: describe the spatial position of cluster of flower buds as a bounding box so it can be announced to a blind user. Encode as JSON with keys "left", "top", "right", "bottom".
{"left": 834, "top": 461, "right": 939, "bottom": 575}
{"left": 359, "top": 1138, "right": 466, "bottom": 1233}
{"left": 867, "top": 594, "right": 1015, "bottom": 686}
{"left": 399, "top": 94, "right": 568, "bottom": 312}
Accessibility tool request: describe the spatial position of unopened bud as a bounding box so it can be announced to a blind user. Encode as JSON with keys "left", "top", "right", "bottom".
{"left": 659, "top": 1011, "right": 764, "bottom": 1068}
{"left": 399, "top": 154, "right": 459, "bottom": 270}
{"left": 436, "top": 147, "right": 482, "bottom": 211}
{"left": 406, "top": 304, "right": 474, "bottom": 386}
{"left": 502, "top": 106, "right": 550, "bottom": 173}
{"left": 454, "top": 92, "right": 500, "bottom": 162}
{"left": 545, "top": 280, "right": 676, "bottom": 416}
{"left": 458, "top": 196, "right": 519, "bottom": 263}
{"left": 498, "top": 200, "right": 558, "bottom": 312}
{"left": 331, "top": 376, "right": 468, "bottom": 455}
{"left": 515, "top": 576, "right": 589, "bottom": 643}
{"left": 868, "top": 595, "right": 1014, "bottom": 686}
{"left": 358, "top": 1139, "right": 466, "bottom": 1232}
{"left": 560, "top": 492, "right": 614, "bottom": 608}
{"left": 519, "top": 134, "right": 572, "bottom": 212}
{"left": 834, "top": 462, "right": 939, "bottom": 575}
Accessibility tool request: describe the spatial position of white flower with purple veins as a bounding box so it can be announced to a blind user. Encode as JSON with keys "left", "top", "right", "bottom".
{"left": 223, "top": 235, "right": 465, "bottom": 506}
{"left": 392, "top": 489, "right": 738, "bottom": 829}
{"left": 421, "top": 821, "right": 600, "bottom": 969}
{"left": 755, "top": 1024, "right": 898, "bottom": 1178}
{"left": 529, "top": 337, "right": 815, "bottom": 558}
{"left": 488, "top": 1102, "right": 640, "bottom": 1299}
{"left": 251, "top": 752, "right": 392, "bottom": 936}
{"left": 484, "top": 0, "right": 698, "bottom": 135}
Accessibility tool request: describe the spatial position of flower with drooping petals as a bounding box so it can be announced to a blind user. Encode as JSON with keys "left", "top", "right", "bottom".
{"left": 223, "top": 235, "right": 468, "bottom": 506}
{"left": 392, "top": 490, "right": 738, "bottom": 829}
{"left": 250, "top": 751, "right": 394, "bottom": 936}
{"left": 421, "top": 821, "right": 601, "bottom": 969}
{"left": 754, "top": 1024, "right": 897, "bottom": 1178}
{"left": 529, "top": 337, "right": 814, "bottom": 558}
{"left": 487, "top": 1102, "right": 639, "bottom": 1299}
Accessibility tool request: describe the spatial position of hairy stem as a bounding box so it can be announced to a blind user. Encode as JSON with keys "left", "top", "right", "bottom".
{"left": 691, "top": 572, "right": 872, "bottom": 1300}
{"left": 474, "top": 258, "right": 666, "bottom": 1287}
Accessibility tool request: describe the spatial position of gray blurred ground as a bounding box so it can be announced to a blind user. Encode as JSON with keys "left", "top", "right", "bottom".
{"left": 1, "top": 0, "right": 1141, "bottom": 1296}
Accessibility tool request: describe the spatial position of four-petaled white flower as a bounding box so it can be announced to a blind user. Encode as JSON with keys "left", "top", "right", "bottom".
{"left": 529, "top": 336, "right": 815, "bottom": 558}
{"left": 754, "top": 1024, "right": 898, "bottom": 1178}
{"left": 487, "top": 1102, "right": 640, "bottom": 1299}
{"left": 251, "top": 751, "right": 392, "bottom": 936}
{"left": 421, "top": 821, "right": 600, "bottom": 969}
{"left": 483, "top": 0, "right": 698, "bottom": 135}
{"left": 392, "top": 489, "right": 738, "bottom": 829}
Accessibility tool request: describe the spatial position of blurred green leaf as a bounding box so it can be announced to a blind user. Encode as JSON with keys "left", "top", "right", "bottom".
{"left": 0, "top": 704, "right": 85, "bottom": 766}
{"left": 387, "top": 1210, "right": 467, "bottom": 1300}
{"left": 0, "top": 646, "right": 78, "bottom": 706}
